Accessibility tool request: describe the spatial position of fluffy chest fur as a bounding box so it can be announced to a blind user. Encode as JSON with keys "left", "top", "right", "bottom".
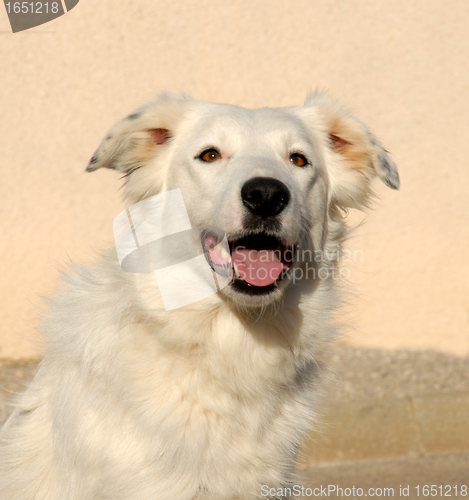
{"left": 7, "top": 257, "right": 327, "bottom": 499}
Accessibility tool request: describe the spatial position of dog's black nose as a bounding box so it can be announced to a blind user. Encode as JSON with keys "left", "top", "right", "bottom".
{"left": 241, "top": 177, "right": 290, "bottom": 219}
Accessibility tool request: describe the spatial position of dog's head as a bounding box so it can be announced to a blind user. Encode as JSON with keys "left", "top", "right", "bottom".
{"left": 87, "top": 93, "right": 398, "bottom": 308}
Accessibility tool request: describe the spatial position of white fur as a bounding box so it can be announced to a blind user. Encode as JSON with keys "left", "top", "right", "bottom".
{"left": 0, "top": 93, "right": 398, "bottom": 499}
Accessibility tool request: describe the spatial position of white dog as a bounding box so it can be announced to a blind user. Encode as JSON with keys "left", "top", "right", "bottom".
{"left": 0, "top": 93, "right": 398, "bottom": 499}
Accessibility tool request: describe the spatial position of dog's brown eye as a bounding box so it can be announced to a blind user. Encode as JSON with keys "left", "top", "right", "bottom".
{"left": 289, "top": 153, "right": 308, "bottom": 167}
{"left": 199, "top": 149, "right": 221, "bottom": 162}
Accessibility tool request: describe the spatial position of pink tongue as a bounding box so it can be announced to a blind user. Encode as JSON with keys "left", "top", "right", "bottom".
{"left": 232, "top": 248, "right": 283, "bottom": 286}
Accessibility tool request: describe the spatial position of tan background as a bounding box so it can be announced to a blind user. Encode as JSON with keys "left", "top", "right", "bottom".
{"left": 0, "top": 0, "right": 468, "bottom": 359}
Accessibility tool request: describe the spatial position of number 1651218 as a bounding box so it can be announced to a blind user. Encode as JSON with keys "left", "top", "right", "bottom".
{"left": 5, "top": 2, "right": 60, "bottom": 14}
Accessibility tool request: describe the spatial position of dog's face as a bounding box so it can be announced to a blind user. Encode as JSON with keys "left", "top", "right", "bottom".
{"left": 164, "top": 104, "right": 329, "bottom": 306}
{"left": 87, "top": 93, "right": 398, "bottom": 307}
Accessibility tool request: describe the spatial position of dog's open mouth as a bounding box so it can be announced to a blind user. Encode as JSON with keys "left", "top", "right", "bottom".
{"left": 202, "top": 231, "right": 294, "bottom": 296}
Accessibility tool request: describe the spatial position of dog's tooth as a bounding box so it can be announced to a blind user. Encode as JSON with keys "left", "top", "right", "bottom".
{"left": 220, "top": 248, "right": 230, "bottom": 260}
{"left": 233, "top": 262, "right": 241, "bottom": 278}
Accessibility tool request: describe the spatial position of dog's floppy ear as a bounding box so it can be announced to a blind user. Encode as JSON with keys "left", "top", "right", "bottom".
{"left": 298, "top": 93, "right": 399, "bottom": 209}
{"left": 85, "top": 93, "right": 189, "bottom": 174}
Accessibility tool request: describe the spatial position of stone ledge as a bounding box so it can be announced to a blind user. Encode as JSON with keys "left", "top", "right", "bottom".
{"left": 299, "top": 390, "right": 469, "bottom": 465}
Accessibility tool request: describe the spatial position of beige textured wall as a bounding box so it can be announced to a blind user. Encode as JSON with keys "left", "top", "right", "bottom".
{"left": 0, "top": 0, "right": 468, "bottom": 359}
